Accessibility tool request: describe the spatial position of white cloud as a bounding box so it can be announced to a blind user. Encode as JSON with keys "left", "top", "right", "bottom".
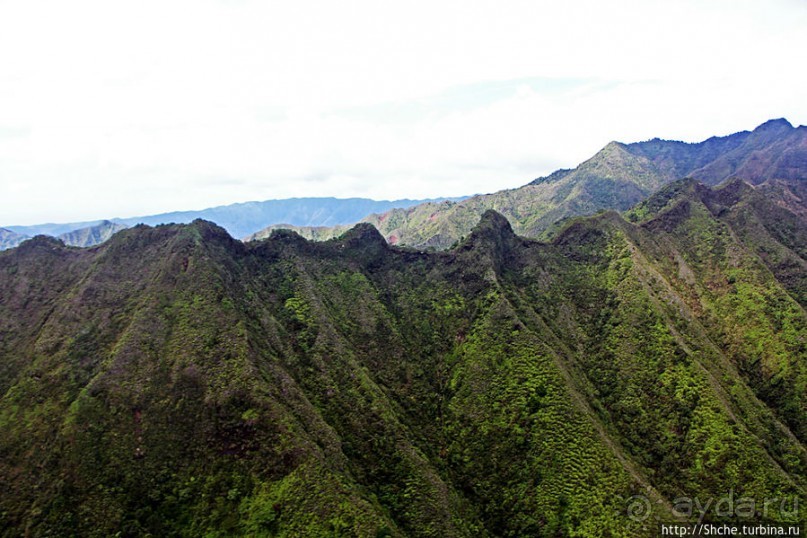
{"left": 1, "top": 0, "right": 806, "bottom": 224}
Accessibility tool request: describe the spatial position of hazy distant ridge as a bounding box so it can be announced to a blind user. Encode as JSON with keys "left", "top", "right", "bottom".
{"left": 2, "top": 196, "right": 464, "bottom": 250}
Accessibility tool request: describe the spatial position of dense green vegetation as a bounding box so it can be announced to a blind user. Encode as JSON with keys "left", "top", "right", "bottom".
{"left": 0, "top": 178, "right": 805, "bottom": 536}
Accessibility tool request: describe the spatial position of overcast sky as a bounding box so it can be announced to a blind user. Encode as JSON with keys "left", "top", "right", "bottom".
{"left": 1, "top": 0, "right": 806, "bottom": 225}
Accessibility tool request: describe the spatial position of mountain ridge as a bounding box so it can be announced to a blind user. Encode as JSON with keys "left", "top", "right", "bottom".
{"left": 56, "top": 220, "right": 130, "bottom": 248}
{"left": 251, "top": 119, "right": 806, "bottom": 249}
{"left": 2, "top": 196, "right": 465, "bottom": 251}
{"left": 1, "top": 178, "right": 804, "bottom": 536}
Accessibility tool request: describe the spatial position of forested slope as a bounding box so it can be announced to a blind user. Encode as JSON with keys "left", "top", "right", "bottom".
{"left": 0, "top": 179, "right": 804, "bottom": 536}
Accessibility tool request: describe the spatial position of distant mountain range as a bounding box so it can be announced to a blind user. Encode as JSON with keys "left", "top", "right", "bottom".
{"left": 0, "top": 228, "right": 28, "bottom": 250}
{"left": 250, "top": 118, "right": 807, "bottom": 248}
{"left": 0, "top": 197, "right": 465, "bottom": 250}
{"left": 5, "top": 119, "right": 804, "bottom": 254}
{"left": 56, "top": 220, "right": 129, "bottom": 248}
{"left": 4, "top": 221, "right": 130, "bottom": 250}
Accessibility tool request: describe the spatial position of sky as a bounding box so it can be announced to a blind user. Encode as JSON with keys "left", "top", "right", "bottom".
{"left": 1, "top": 0, "right": 806, "bottom": 225}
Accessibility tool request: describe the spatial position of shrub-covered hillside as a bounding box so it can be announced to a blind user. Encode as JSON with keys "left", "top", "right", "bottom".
{"left": 0, "top": 179, "right": 805, "bottom": 536}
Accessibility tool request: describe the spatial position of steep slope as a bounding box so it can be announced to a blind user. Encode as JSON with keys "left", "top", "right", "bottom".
{"left": 253, "top": 119, "right": 806, "bottom": 249}
{"left": 757, "top": 177, "right": 807, "bottom": 221}
{"left": 1, "top": 186, "right": 804, "bottom": 536}
{"left": 57, "top": 220, "right": 129, "bottom": 247}
{"left": 624, "top": 179, "right": 807, "bottom": 441}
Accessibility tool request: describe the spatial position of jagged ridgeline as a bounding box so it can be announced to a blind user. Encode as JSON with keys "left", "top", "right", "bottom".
{"left": 249, "top": 118, "right": 807, "bottom": 250}
{"left": 0, "top": 180, "right": 805, "bottom": 536}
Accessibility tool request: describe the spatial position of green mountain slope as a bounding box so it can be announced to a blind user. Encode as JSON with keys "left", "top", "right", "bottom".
{"left": 250, "top": 119, "right": 807, "bottom": 249}
{"left": 757, "top": 177, "right": 807, "bottom": 221}
{"left": 1, "top": 180, "right": 804, "bottom": 536}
